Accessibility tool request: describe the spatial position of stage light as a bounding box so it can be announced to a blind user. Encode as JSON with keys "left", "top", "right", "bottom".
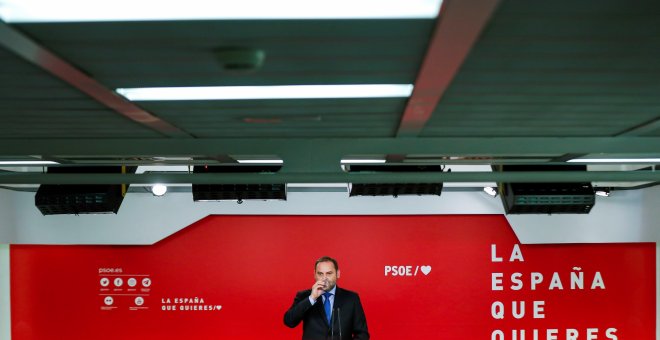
{"left": 151, "top": 184, "right": 167, "bottom": 196}
{"left": 495, "top": 165, "right": 595, "bottom": 214}
{"left": 116, "top": 84, "right": 413, "bottom": 101}
{"left": 35, "top": 166, "right": 135, "bottom": 215}
{"left": 347, "top": 165, "right": 445, "bottom": 197}
{"left": 192, "top": 165, "right": 286, "bottom": 202}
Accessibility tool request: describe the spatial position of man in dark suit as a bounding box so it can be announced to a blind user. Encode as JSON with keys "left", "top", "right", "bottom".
{"left": 284, "top": 256, "right": 369, "bottom": 339}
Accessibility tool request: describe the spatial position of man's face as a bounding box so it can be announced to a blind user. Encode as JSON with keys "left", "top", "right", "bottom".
{"left": 315, "top": 261, "right": 340, "bottom": 291}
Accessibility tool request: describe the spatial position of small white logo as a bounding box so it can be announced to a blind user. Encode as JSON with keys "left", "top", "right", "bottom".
{"left": 421, "top": 265, "right": 432, "bottom": 275}
{"left": 385, "top": 265, "right": 433, "bottom": 277}
{"left": 100, "top": 278, "right": 110, "bottom": 287}
{"left": 114, "top": 278, "right": 123, "bottom": 287}
{"left": 127, "top": 278, "right": 137, "bottom": 287}
{"left": 135, "top": 297, "right": 144, "bottom": 306}
{"left": 142, "top": 278, "right": 152, "bottom": 287}
{"left": 104, "top": 296, "right": 114, "bottom": 306}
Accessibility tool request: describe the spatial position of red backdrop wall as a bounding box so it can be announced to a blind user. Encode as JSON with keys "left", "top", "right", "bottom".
{"left": 10, "top": 215, "right": 656, "bottom": 339}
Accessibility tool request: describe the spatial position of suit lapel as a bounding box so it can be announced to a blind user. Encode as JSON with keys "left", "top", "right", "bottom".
{"left": 331, "top": 287, "right": 347, "bottom": 333}
{"left": 313, "top": 295, "right": 327, "bottom": 325}
{"left": 334, "top": 287, "right": 346, "bottom": 312}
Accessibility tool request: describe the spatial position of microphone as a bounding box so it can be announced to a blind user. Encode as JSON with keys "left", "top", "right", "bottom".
{"left": 337, "top": 307, "right": 342, "bottom": 340}
{"left": 330, "top": 307, "right": 334, "bottom": 340}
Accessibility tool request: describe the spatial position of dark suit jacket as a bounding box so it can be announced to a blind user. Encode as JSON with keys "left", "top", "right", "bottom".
{"left": 284, "top": 287, "right": 369, "bottom": 340}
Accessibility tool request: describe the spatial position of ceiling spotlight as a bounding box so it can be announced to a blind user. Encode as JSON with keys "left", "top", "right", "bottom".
{"left": 151, "top": 184, "right": 168, "bottom": 196}
{"left": 595, "top": 188, "right": 611, "bottom": 197}
{"left": 483, "top": 186, "right": 498, "bottom": 197}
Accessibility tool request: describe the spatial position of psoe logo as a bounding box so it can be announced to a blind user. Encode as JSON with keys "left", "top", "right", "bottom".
{"left": 384, "top": 265, "right": 432, "bottom": 277}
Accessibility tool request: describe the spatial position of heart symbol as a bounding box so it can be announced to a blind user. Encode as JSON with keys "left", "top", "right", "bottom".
{"left": 420, "top": 265, "right": 432, "bottom": 275}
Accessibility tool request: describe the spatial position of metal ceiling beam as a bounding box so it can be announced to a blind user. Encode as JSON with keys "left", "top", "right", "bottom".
{"left": 0, "top": 171, "right": 658, "bottom": 185}
{"left": 385, "top": 154, "right": 407, "bottom": 163}
{"left": 0, "top": 20, "right": 190, "bottom": 138}
{"left": 550, "top": 153, "right": 587, "bottom": 163}
{"left": 616, "top": 117, "right": 660, "bottom": 136}
{"left": 0, "top": 137, "right": 657, "bottom": 157}
{"left": 396, "top": 0, "right": 501, "bottom": 137}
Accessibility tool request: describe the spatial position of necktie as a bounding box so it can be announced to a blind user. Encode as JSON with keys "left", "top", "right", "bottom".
{"left": 323, "top": 292, "right": 332, "bottom": 325}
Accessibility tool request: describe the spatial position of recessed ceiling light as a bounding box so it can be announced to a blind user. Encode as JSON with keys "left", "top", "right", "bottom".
{"left": 0, "top": 0, "right": 442, "bottom": 22}
{"left": 136, "top": 165, "right": 191, "bottom": 174}
{"left": 116, "top": 85, "right": 413, "bottom": 101}
{"left": 340, "top": 159, "right": 387, "bottom": 164}
{"left": 236, "top": 159, "right": 284, "bottom": 164}
{"left": 0, "top": 161, "right": 59, "bottom": 165}
{"left": 567, "top": 158, "right": 660, "bottom": 163}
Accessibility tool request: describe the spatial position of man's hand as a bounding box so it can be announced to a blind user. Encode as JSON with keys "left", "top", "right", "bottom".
{"left": 310, "top": 280, "right": 326, "bottom": 300}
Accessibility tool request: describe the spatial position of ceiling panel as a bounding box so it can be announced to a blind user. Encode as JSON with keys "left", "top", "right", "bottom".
{"left": 139, "top": 98, "right": 405, "bottom": 137}
{"left": 0, "top": 48, "right": 165, "bottom": 138}
{"left": 0, "top": 1, "right": 657, "bottom": 185}
{"left": 11, "top": 19, "right": 434, "bottom": 139}
{"left": 17, "top": 20, "right": 434, "bottom": 87}
{"left": 423, "top": 0, "right": 660, "bottom": 138}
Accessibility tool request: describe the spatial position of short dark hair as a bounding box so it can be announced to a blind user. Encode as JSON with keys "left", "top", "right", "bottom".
{"left": 315, "top": 256, "right": 339, "bottom": 271}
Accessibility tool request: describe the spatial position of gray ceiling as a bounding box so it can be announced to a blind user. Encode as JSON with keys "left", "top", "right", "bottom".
{"left": 0, "top": 0, "right": 658, "bottom": 185}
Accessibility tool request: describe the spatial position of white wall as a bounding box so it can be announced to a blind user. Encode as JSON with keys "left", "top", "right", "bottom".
{"left": 0, "top": 186, "right": 657, "bottom": 245}
{"left": 0, "top": 185, "right": 657, "bottom": 339}
{"left": 509, "top": 186, "right": 659, "bottom": 244}
{"left": 0, "top": 189, "right": 503, "bottom": 245}
{"left": 0, "top": 244, "right": 9, "bottom": 340}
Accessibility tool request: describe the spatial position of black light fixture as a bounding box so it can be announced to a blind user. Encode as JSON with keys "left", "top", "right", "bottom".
{"left": 192, "top": 165, "right": 286, "bottom": 202}
{"left": 495, "top": 165, "right": 595, "bottom": 214}
{"left": 346, "top": 164, "right": 445, "bottom": 197}
{"left": 35, "top": 166, "right": 135, "bottom": 215}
